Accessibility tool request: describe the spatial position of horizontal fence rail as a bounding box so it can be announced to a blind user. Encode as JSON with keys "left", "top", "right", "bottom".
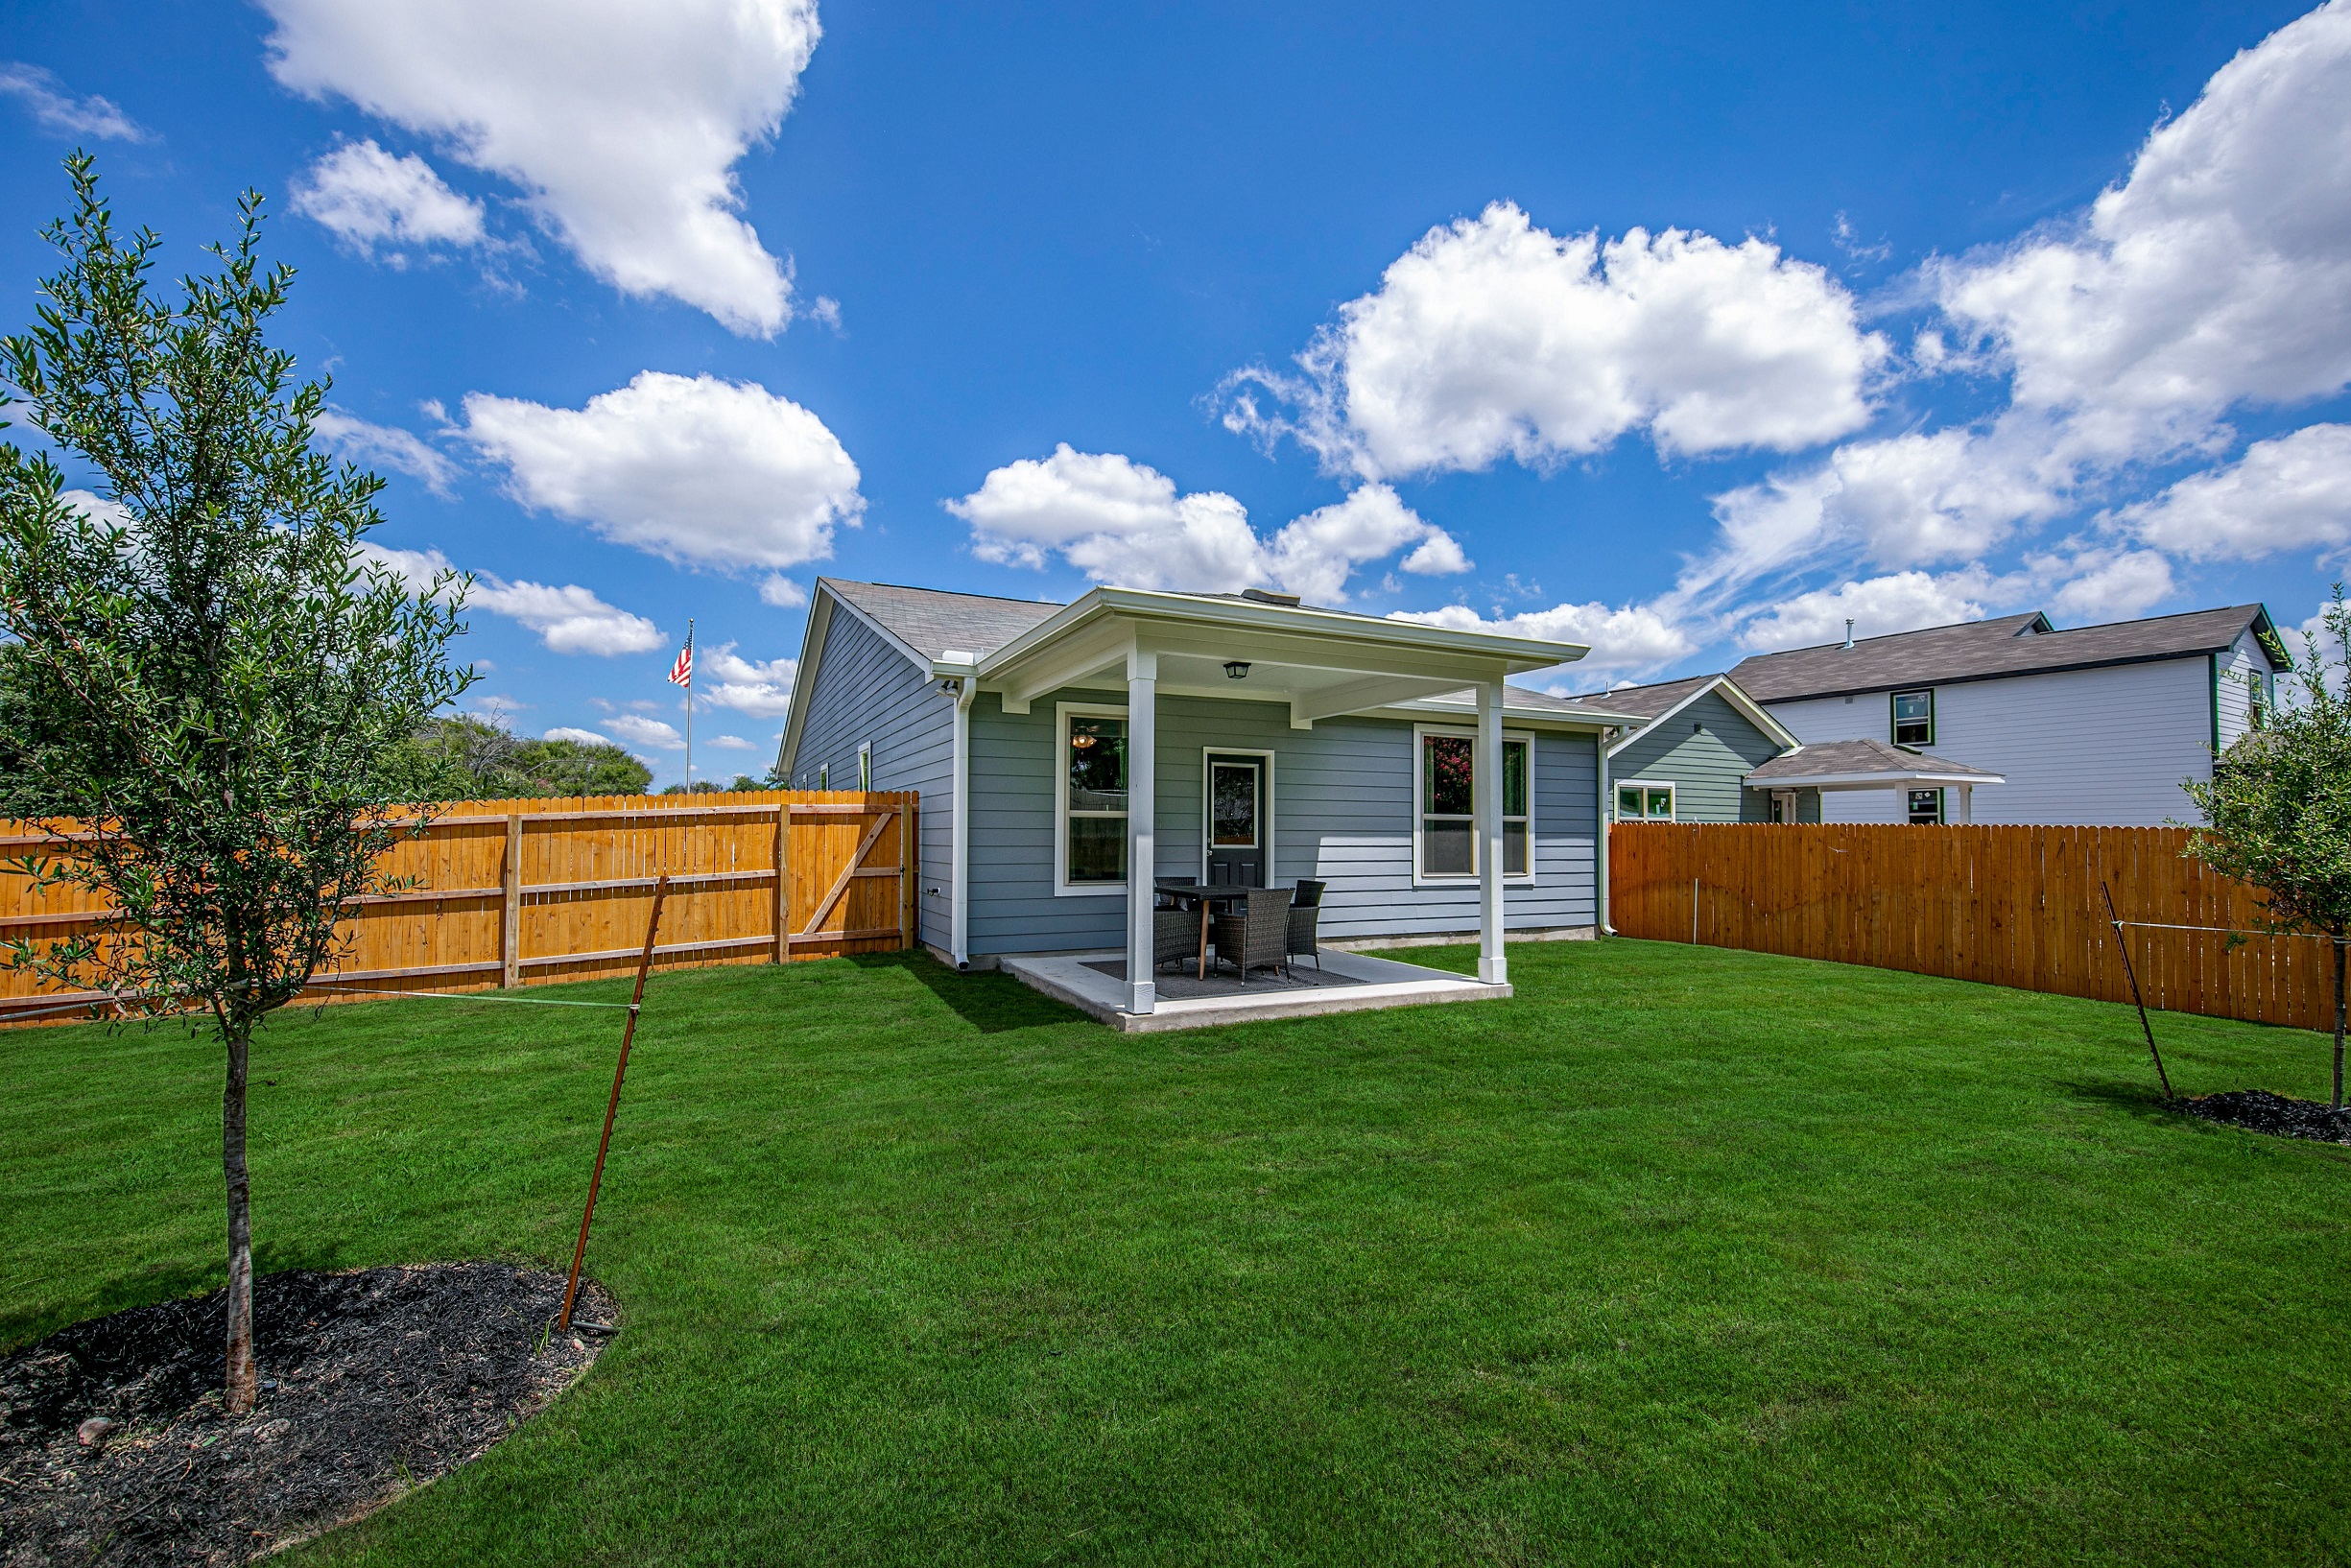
{"left": 0, "top": 790, "right": 916, "bottom": 1026}
{"left": 1609, "top": 823, "right": 2335, "bottom": 1033}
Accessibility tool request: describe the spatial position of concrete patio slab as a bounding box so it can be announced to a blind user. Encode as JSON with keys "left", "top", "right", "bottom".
{"left": 1000, "top": 947, "right": 1510, "bottom": 1033}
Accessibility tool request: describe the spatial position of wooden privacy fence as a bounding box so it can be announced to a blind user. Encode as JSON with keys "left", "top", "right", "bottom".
{"left": 0, "top": 789, "right": 917, "bottom": 1025}
{"left": 1610, "top": 823, "right": 2337, "bottom": 1033}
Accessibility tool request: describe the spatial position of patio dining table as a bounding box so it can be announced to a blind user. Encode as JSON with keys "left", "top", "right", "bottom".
{"left": 1153, "top": 879, "right": 1270, "bottom": 981}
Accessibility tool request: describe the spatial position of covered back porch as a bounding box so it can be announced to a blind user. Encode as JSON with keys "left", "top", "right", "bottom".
{"left": 934, "top": 587, "right": 1590, "bottom": 1022}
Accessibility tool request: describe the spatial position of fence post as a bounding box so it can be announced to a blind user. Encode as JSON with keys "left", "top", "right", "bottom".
{"left": 500, "top": 813, "right": 522, "bottom": 988}
{"left": 785, "top": 808, "right": 803, "bottom": 968}
{"left": 902, "top": 798, "right": 918, "bottom": 950}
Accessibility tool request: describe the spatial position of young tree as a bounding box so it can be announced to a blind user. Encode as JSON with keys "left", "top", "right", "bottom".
{"left": 0, "top": 157, "right": 471, "bottom": 1412}
{"left": 2184, "top": 588, "right": 2351, "bottom": 1106}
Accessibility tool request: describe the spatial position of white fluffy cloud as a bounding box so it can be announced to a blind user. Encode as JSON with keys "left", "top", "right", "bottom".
{"left": 758, "top": 574, "right": 808, "bottom": 607}
{"left": 706, "top": 734, "right": 755, "bottom": 750}
{"left": 260, "top": 0, "right": 819, "bottom": 335}
{"left": 1933, "top": 3, "right": 2351, "bottom": 462}
{"left": 0, "top": 63, "right": 148, "bottom": 141}
{"left": 58, "top": 488, "right": 131, "bottom": 527}
{"left": 2121, "top": 422, "right": 2351, "bottom": 562}
{"left": 1735, "top": 570, "right": 1998, "bottom": 653}
{"left": 356, "top": 541, "right": 665, "bottom": 655}
{"left": 947, "top": 447, "right": 1467, "bottom": 601}
{"left": 2043, "top": 548, "right": 2177, "bottom": 621}
{"left": 1223, "top": 202, "right": 1887, "bottom": 479}
{"left": 543, "top": 725, "right": 611, "bottom": 746}
{"left": 460, "top": 372, "right": 861, "bottom": 571}
{"left": 1390, "top": 599, "right": 1697, "bottom": 680}
{"left": 602, "top": 714, "right": 683, "bottom": 749}
{"left": 290, "top": 140, "right": 485, "bottom": 259}
{"left": 311, "top": 408, "right": 461, "bottom": 496}
{"left": 699, "top": 644, "right": 796, "bottom": 719}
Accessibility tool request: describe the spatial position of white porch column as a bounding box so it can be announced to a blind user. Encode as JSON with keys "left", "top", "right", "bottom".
{"left": 1476, "top": 677, "right": 1508, "bottom": 985}
{"left": 1957, "top": 784, "right": 1973, "bottom": 823}
{"left": 1125, "top": 647, "right": 1157, "bottom": 1014}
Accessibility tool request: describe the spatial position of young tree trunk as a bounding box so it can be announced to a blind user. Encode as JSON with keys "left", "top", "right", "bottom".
{"left": 223, "top": 1023, "right": 257, "bottom": 1414}
{"left": 2334, "top": 936, "right": 2346, "bottom": 1112}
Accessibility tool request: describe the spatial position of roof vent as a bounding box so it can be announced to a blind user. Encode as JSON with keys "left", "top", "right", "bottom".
{"left": 1241, "top": 587, "right": 1301, "bottom": 606}
{"left": 1841, "top": 618, "right": 1856, "bottom": 650}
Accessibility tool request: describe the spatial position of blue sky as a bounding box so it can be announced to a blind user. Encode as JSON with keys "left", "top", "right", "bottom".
{"left": 2, "top": 0, "right": 2344, "bottom": 785}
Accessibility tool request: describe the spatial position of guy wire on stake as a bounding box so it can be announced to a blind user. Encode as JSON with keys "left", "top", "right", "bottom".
{"left": 2102, "top": 879, "right": 2173, "bottom": 1101}
{"left": 559, "top": 872, "right": 670, "bottom": 1334}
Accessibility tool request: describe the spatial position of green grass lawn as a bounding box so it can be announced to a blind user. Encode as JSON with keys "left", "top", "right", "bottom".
{"left": 7, "top": 938, "right": 2348, "bottom": 1565}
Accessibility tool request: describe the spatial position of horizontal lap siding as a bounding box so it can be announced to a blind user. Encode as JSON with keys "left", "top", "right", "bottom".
{"left": 966, "top": 692, "right": 1597, "bottom": 954}
{"left": 1772, "top": 658, "right": 2212, "bottom": 827}
{"left": 788, "top": 611, "right": 955, "bottom": 949}
{"left": 1608, "top": 690, "right": 1784, "bottom": 823}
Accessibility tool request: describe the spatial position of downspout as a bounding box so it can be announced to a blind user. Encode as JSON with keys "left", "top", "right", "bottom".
{"left": 948, "top": 668, "right": 978, "bottom": 971}
{"left": 1596, "top": 726, "right": 1615, "bottom": 936}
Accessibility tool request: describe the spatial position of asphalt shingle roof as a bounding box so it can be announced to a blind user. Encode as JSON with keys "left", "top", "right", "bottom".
{"left": 1727, "top": 605, "right": 2278, "bottom": 702}
{"left": 1560, "top": 674, "right": 1719, "bottom": 719}
{"left": 823, "top": 578, "right": 1064, "bottom": 661}
{"left": 1745, "top": 738, "right": 2001, "bottom": 782}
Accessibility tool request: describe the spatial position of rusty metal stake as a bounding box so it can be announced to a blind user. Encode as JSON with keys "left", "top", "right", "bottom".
{"left": 2102, "top": 879, "right": 2173, "bottom": 1101}
{"left": 559, "top": 874, "right": 670, "bottom": 1333}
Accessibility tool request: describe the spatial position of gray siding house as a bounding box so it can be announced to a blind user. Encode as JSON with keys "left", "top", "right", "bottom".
{"left": 1574, "top": 675, "right": 1808, "bottom": 823}
{"left": 1728, "top": 605, "right": 2291, "bottom": 827}
{"left": 778, "top": 579, "right": 1637, "bottom": 1014}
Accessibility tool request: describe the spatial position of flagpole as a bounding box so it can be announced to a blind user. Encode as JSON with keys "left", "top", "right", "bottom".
{"left": 684, "top": 618, "right": 694, "bottom": 792}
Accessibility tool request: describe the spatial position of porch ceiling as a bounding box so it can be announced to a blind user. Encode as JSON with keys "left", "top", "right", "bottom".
{"left": 952, "top": 588, "right": 1590, "bottom": 725}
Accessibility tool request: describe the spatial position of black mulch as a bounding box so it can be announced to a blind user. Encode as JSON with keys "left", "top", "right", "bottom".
{"left": 0, "top": 1262, "right": 614, "bottom": 1566}
{"left": 2177, "top": 1088, "right": 2351, "bottom": 1145}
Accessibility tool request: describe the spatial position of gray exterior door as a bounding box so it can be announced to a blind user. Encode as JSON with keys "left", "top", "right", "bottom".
{"left": 1205, "top": 753, "right": 1265, "bottom": 887}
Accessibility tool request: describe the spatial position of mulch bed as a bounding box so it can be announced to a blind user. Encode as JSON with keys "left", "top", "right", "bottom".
{"left": 0, "top": 1262, "right": 614, "bottom": 1566}
{"left": 2177, "top": 1088, "right": 2351, "bottom": 1145}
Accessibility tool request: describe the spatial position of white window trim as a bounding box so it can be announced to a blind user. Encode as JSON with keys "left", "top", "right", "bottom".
{"left": 1891, "top": 687, "right": 1935, "bottom": 748}
{"left": 857, "top": 741, "right": 871, "bottom": 791}
{"left": 1412, "top": 724, "right": 1536, "bottom": 887}
{"left": 1199, "top": 748, "right": 1277, "bottom": 884}
{"left": 1055, "top": 701, "right": 1130, "bottom": 897}
{"left": 1615, "top": 778, "right": 1675, "bottom": 822}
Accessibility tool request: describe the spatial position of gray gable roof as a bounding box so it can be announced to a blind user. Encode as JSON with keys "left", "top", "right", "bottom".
{"left": 1728, "top": 605, "right": 2284, "bottom": 703}
{"left": 1745, "top": 738, "right": 2000, "bottom": 783}
{"left": 824, "top": 578, "right": 1063, "bottom": 661}
{"left": 1562, "top": 674, "right": 1716, "bottom": 719}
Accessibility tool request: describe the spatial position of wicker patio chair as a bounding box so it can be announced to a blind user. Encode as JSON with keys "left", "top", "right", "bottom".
{"left": 1211, "top": 888, "right": 1294, "bottom": 981}
{"left": 1286, "top": 879, "right": 1328, "bottom": 972}
{"left": 1152, "top": 906, "right": 1202, "bottom": 972}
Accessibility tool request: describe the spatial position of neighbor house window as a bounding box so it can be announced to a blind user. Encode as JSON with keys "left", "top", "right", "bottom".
{"left": 857, "top": 742, "right": 871, "bottom": 791}
{"left": 817, "top": 763, "right": 828, "bottom": 790}
{"left": 1891, "top": 689, "right": 1935, "bottom": 747}
{"left": 1615, "top": 781, "right": 1674, "bottom": 821}
{"left": 1907, "top": 788, "right": 1944, "bottom": 825}
{"left": 1057, "top": 706, "right": 1128, "bottom": 892}
{"left": 1416, "top": 727, "right": 1530, "bottom": 880}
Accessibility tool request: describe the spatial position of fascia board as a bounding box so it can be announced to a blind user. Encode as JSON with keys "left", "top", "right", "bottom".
{"left": 1365, "top": 700, "right": 1629, "bottom": 731}
{"left": 774, "top": 588, "right": 839, "bottom": 777}
{"left": 972, "top": 585, "right": 1591, "bottom": 679}
{"left": 1743, "top": 769, "right": 2007, "bottom": 789}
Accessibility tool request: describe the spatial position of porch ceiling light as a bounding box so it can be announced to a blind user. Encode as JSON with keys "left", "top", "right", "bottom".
{"left": 1223, "top": 660, "right": 1250, "bottom": 679}
{"left": 1071, "top": 732, "right": 1096, "bottom": 749}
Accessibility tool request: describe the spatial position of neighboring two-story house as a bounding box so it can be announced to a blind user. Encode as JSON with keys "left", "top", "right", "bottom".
{"left": 1724, "top": 605, "right": 2291, "bottom": 826}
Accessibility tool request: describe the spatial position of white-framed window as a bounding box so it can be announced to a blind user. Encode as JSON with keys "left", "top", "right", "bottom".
{"left": 1056, "top": 702, "right": 1129, "bottom": 895}
{"left": 1413, "top": 725, "right": 1532, "bottom": 883}
{"left": 817, "top": 762, "right": 828, "bottom": 790}
{"left": 1615, "top": 780, "right": 1675, "bottom": 821}
{"left": 1891, "top": 688, "right": 1935, "bottom": 747}
{"left": 1907, "top": 788, "right": 1945, "bottom": 825}
{"left": 857, "top": 742, "right": 871, "bottom": 791}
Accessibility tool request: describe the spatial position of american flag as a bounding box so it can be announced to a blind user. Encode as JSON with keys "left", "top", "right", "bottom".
{"left": 666, "top": 636, "right": 693, "bottom": 687}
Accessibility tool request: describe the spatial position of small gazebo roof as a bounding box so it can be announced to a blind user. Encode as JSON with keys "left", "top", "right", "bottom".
{"left": 1745, "top": 738, "right": 2005, "bottom": 793}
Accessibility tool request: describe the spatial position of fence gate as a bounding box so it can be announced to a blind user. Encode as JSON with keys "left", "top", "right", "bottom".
{"left": 784, "top": 798, "right": 916, "bottom": 959}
